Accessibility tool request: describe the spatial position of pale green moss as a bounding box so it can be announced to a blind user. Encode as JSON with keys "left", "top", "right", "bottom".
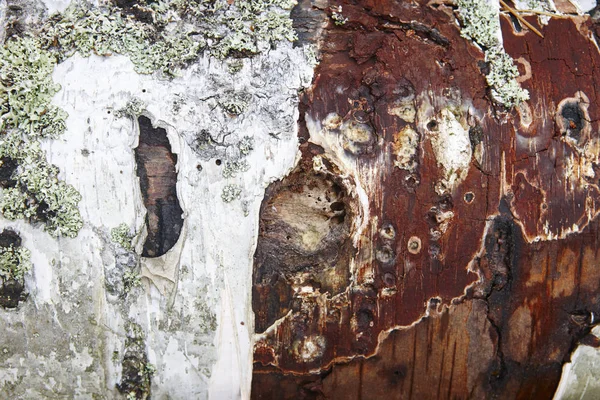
{"left": 456, "top": 0, "right": 529, "bottom": 108}
{"left": 111, "top": 223, "right": 134, "bottom": 250}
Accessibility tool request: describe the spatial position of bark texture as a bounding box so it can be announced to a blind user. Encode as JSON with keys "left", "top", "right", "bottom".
{"left": 252, "top": 1, "right": 600, "bottom": 399}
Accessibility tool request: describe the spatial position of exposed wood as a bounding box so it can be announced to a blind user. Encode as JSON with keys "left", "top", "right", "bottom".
{"left": 134, "top": 115, "right": 183, "bottom": 257}
{"left": 251, "top": 1, "right": 600, "bottom": 398}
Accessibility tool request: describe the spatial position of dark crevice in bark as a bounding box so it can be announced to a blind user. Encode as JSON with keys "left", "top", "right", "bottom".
{"left": 134, "top": 115, "right": 183, "bottom": 258}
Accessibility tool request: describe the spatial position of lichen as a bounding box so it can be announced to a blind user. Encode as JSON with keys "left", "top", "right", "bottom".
{"left": 485, "top": 48, "right": 530, "bottom": 108}
{"left": 456, "top": 0, "right": 529, "bottom": 108}
{"left": 116, "top": 98, "right": 146, "bottom": 118}
{"left": 0, "top": 228, "right": 31, "bottom": 307}
{"left": 0, "top": 230, "right": 31, "bottom": 282}
{"left": 0, "top": 0, "right": 300, "bottom": 238}
{"left": 123, "top": 269, "right": 142, "bottom": 293}
{"left": 222, "top": 159, "right": 250, "bottom": 178}
{"left": 0, "top": 133, "right": 83, "bottom": 237}
{"left": 0, "top": 37, "right": 66, "bottom": 138}
{"left": 118, "top": 322, "right": 155, "bottom": 400}
{"left": 39, "top": 4, "right": 200, "bottom": 76}
{"left": 221, "top": 184, "right": 242, "bottom": 202}
{"left": 111, "top": 223, "right": 134, "bottom": 251}
{"left": 331, "top": 5, "right": 348, "bottom": 26}
{"left": 219, "top": 91, "right": 251, "bottom": 116}
{"left": 206, "top": 0, "right": 298, "bottom": 58}
{"left": 237, "top": 136, "right": 254, "bottom": 156}
{"left": 227, "top": 59, "right": 244, "bottom": 74}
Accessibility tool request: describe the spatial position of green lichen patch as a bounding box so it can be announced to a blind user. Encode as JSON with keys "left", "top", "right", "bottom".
{"left": 221, "top": 184, "right": 241, "bottom": 202}
{"left": 195, "top": 0, "right": 298, "bottom": 59}
{"left": 39, "top": 4, "right": 201, "bottom": 76}
{"left": 115, "top": 97, "right": 146, "bottom": 118}
{"left": 0, "top": 36, "right": 67, "bottom": 138}
{"left": 485, "top": 48, "right": 529, "bottom": 108}
{"left": 331, "top": 5, "right": 348, "bottom": 26}
{"left": 111, "top": 223, "right": 134, "bottom": 250}
{"left": 0, "top": 228, "right": 31, "bottom": 308}
{"left": 219, "top": 91, "right": 251, "bottom": 116}
{"left": 123, "top": 269, "right": 142, "bottom": 293}
{"left": 222, "top": 159, "right": 250, "bottom": 178}
{"left": 40, "top": 0, "right": 298, "bottom": 70}
{"left": 0, "top": 133, "right": 83, "bottom": 237}
{"left": 456, "top": 0, "right": 529, "bottom": 108}
{"left": 0, "top": 229, "right": 31, "bottom": 282}
{"left": 237, "top": 136, "right": 254, "bottom": 156}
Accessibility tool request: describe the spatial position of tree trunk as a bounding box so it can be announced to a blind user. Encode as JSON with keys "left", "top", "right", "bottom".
{"left": 1, "top": 0, "right": 600, "bottom": 399}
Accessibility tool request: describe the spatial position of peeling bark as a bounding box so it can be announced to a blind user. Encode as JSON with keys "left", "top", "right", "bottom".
{"left": 252, "top": 1, "right": 600, "bottom": 399}
{"left": 135, "top": 115, "right": 183, "bottom": 257}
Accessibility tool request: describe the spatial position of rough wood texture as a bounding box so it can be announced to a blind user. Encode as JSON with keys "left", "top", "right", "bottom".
{"left": 252, "top": 1, "right": 600, "bottom": 398}
{"left": 135, "top": 115, "right": 183, "bottom": 257}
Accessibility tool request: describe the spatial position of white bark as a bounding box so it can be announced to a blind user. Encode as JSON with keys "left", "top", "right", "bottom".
{"left": 0, "top": 42, "right": 312, "bottom": 398}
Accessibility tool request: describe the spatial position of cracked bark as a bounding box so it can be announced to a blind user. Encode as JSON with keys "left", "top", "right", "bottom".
{"left": 252, "top": 1, "right": 600, "bottom": 399}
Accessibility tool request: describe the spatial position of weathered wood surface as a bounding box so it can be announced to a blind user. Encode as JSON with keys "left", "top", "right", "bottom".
{"left": 252, "top": 1, "right": 600, "bottom": 398}
{"left": 135, "top": 115, "right": 183, "bottom": 257}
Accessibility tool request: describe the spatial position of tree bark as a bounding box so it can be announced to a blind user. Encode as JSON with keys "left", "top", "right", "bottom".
{"left": 2, "top": 0, "right": 600, "bottom": 399}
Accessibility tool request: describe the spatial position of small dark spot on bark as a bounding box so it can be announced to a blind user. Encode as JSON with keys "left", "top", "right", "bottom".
{"left": 464, "top": 192, "right": 475, "bottom": 203}
{"left": 330, "top": 201, "right": 345, "bottom": 212}
{"left": 478, "top": 60, "right": 491, "bottom": 76}
{"left": 376, "top": 245, "right": 396, "bottom": 264}
{"left": 560, "top": 101, "right": 585, "bottom": 140}
{"left": 469, "top": 125, "right": 484, "bottom": 149}
{"left": 383, "top": 272, "right": 396, "bottom": 286}
{"left": 356, "top": 309, "right": 374, "bottom": 330}
{"left": 0, "top": 279, "right": 27, "bottom": 308}
{"left": 0, "top": 228, "right": 21, "bottom": 248}
{"left": 35, "top": 200, "right": 56, "bottom": 223}
{"left": 438, "top": 194, "right": 453, "bottom": 211}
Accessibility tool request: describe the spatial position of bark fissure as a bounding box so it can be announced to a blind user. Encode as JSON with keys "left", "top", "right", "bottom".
{"left": 134, "top": 115, "right": 183, "bottom": 257}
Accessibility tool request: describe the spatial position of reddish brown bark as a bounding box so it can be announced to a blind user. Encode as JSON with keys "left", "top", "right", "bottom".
{"left": 252, "top": 2, "right": 600, "bottom": 398}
